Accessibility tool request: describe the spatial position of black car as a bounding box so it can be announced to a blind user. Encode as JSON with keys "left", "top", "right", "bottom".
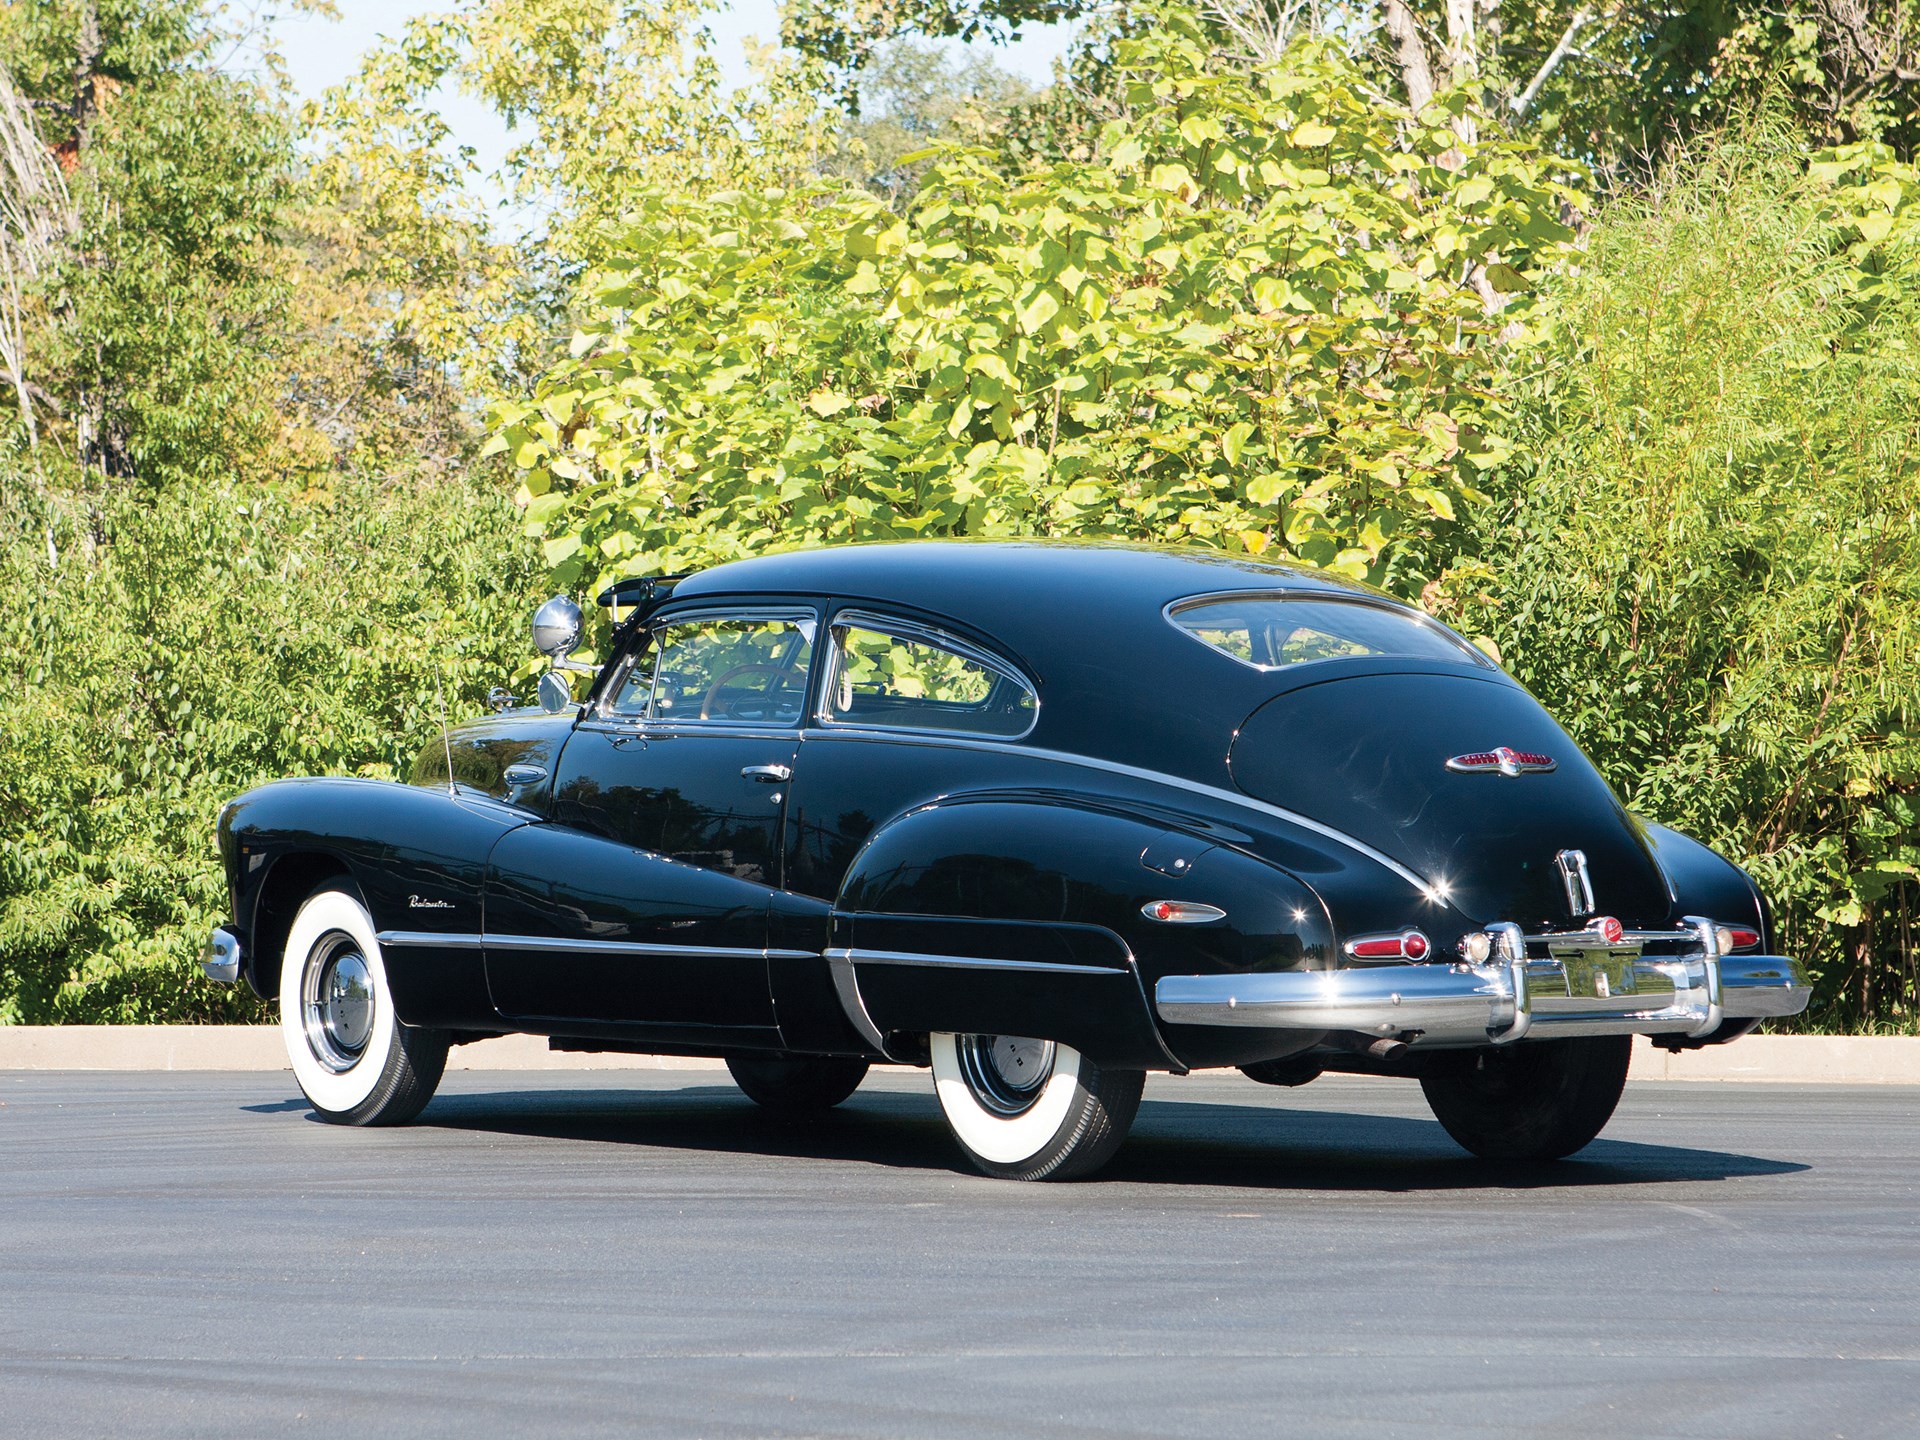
{"left": 203, "top": 542, "right": 1808, "bottom": 1180}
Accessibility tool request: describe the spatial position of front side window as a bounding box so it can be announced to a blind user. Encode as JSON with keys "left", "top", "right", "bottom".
{"left": 824, "top": 619, "right": 1036, "bottom": 738}
{"left": 608, "top": 614, "right": 814, "bottom": 726}
{"left": 1169, "top": 594, "right": 1488, "bottom": 671}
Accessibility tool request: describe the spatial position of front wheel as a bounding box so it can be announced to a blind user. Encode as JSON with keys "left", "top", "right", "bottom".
{"left": 929, "top": 1033, "right": 1143, "bottom": 1181}
{"left": 278, "top": 887, "right": 448, "bottom": 1126}
{"left": 1419, "top": 1035, "right": 1632, "bottom": 1161}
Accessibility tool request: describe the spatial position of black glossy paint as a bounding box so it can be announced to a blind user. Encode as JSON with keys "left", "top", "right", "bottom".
{"left": 1230, "top": 667, "right": 1672, "bottom": 930}
{"left": 214, "top": 540, "right": 1771, "bottom": 1072}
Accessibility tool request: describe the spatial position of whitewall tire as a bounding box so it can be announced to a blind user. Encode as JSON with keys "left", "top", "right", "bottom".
{"left": 929, "top": 1032, "right": 1144, "bottom": 1181}
{"left": 278, "top": 887, "right": 448, "bottom": 1126}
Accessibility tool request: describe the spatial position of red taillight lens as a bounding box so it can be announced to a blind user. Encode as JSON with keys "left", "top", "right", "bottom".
{"left": 1345, "top": 929, "right": 1430, "bottom": 961}
{"left": 1348, "top": 936, "right": 1404, "bottom": 958}
{"left": 1716, "top": 925, "right": 1761, "bottom": 953}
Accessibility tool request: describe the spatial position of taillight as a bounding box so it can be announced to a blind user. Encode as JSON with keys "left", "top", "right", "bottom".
{"left": 1141, "top": 900, "right": 1227, "bottom": 924}
{"left": 1715, "top": 924, "right": 1761, "bottom": 954}
{"left": 1344, "top": 929, "right": 1431, "bottom": 962}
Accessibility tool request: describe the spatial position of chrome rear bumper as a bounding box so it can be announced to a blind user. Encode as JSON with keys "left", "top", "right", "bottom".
{"left": 1155, "top": 928, "right": 1809, "bottom": 1047}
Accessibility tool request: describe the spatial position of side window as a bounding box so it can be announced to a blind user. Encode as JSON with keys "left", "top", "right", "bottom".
{"left": 825, "top": 620, "right": 1036, "bottom": 738}
{"left": 608, "top": 615, "right": 814, "bottom": 727}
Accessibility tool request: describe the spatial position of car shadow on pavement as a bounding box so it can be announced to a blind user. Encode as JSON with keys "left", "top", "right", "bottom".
{"left": 367, "top": 1083, "right": 1808, "bottom": 1193}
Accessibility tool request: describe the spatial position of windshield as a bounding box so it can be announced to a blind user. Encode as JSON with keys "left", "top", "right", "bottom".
{"left": 1168, "top": 594, "right": 1488, "bottom": 671}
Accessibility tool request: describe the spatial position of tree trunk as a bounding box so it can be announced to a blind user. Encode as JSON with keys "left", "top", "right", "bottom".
{"left": 1382, "top": 0, "right": 1436, "bottom": 113}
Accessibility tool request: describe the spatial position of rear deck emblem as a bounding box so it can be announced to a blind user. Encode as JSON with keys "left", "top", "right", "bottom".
{"left": 1446, "top": 746, "right": 1557, "bottom": 777}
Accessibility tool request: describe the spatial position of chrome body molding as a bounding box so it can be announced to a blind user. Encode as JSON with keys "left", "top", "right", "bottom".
{"left": 1155, "top": 949, "right": 1810, "bottom": 1046}
{"left": 832, "top": 946, "right": 1120, "bottom": 977}
{"left": 375, "top": 930, "right": 815, "bottom": 962}
{"left": 823, "top": 948, "right": 891, "bottom": 1055}
{"left": 201, "top": 926, "right": 243, "bottom": 984}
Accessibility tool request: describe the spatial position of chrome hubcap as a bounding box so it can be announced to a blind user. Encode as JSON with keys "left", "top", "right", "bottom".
{"left": 955, "top": 1034, "right": 1056, "bottom": 1116}
{"left": 302, "top": 933, "right": 375, "bottom": 1073}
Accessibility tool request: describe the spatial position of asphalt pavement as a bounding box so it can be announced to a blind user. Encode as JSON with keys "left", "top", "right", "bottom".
{"left": 2, "top": 1067, "right": 1914, "bottom": 1439}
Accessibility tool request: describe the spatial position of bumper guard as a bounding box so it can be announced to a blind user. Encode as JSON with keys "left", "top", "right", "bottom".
{"left": 201, "top": 927, "right": 243, "bottom": 985}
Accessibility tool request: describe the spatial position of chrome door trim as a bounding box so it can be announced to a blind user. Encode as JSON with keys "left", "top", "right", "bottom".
{"left": 797, "top": 728, "right": 1439, "bottom": 896}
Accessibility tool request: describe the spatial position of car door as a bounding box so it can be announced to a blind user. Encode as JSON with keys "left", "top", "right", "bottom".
{"left": 483, "top": 606, "right": 818, "bottom": 1034}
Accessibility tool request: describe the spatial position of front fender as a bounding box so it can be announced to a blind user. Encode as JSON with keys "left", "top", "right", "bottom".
{"left": 220, "top": 777, "right": 531, "bottom": 1025}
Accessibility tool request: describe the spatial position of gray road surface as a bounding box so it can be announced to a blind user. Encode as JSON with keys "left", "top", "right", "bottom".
{"left": 2, "top": 1067, "right": 1915, "bottom": 1439}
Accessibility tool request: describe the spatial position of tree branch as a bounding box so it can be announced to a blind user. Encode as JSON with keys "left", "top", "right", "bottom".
{"left": 1511, "top": 6, "right": 1594, "bottom": 117}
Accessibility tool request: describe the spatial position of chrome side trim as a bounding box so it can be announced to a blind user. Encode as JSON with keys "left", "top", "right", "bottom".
{"left": 201, "top": 927, "right": 243, "bottom": 984}
{"left": 377, "top": 930, "right": 486, "bottom": 950}
{"left": 376, "top": 930, "right": 814, "bottom": 962}
{"left": 796, "top": 728, "right": 1439, "bottom": 896}
{"left": 838, "top": 947, "right": 1119, "bottom": 977}
{"left": 823, "top": 948, "right": 892, "bottom": 1054}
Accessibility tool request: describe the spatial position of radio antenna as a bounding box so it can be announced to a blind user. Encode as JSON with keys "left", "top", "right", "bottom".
{"left": 435, "top": 666, "right": 456, "bottom": 799}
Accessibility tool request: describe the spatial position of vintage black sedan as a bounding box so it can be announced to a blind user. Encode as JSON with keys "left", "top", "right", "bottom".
{"left": 204, "top": 542, "right": 1809, "bottom": 1179}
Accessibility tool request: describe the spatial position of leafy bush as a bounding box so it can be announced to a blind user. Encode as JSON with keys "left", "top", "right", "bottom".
{"left": 0, "top": 471, "right": 541, "bottom": 1023}
{"left": 1439, "top": 133, "right": 1920, "bottom": 1030}
{"left": 499, "top": 4, "right": 1581, "bottom": 602}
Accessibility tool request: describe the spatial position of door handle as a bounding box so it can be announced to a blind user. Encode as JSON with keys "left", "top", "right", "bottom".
{"left": 503, "top": 763, "right": 548, "bottom": 787}
{"left": 741, "top": 763, "right": 792, "bottom": 783}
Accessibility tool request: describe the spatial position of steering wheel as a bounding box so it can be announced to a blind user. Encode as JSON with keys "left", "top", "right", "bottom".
{"left": 699, "top": 663, "right": 798, "bottom": 721}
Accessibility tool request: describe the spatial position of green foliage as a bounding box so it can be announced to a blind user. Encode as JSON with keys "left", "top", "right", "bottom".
{"left": 0, "top": 472, "right": 541, "bottom": 1024}
{"left": 501, "top": 3, "right": 1581, "bottom": 598}
{"left": 60, "top": 67, "right": 292, "bottom": 489}
{"left": 303, "top": 0, "right": 841, "bottom": 401}
{"left": 1438, "top": 132, "right": 1920, "bottom": 1030}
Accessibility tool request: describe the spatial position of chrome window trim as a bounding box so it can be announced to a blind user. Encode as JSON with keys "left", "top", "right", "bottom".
{"left": 1163, "top": 590, "right": 1492, "bottom": 673}
{"left": 815, "top": 607, "right": 1040, "bottom": 741}
{"left": 378, "top": 930, "right": 815, "bottom": 961}
{"left": 598, "top": 604, "right": 821, "bottom": 730}
{"left": 797, "top": 726, "right": 1439, "bottom": 896}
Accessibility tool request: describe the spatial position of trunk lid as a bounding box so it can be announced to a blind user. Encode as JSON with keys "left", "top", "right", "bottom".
{"left": 1228, "top": 670, "right": 1671, "bottom": 929}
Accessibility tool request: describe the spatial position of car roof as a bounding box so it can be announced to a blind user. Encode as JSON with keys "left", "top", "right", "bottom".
{"left": 663, "top": 541, "right": 1417, "bottom": 771}
{"left": 671, "top": 540, "right": 1379, "bottom": 624}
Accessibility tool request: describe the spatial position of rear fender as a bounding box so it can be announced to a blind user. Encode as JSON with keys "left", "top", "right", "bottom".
{"left": 833, "top": 797, "right": 1334, "bottom": 1070}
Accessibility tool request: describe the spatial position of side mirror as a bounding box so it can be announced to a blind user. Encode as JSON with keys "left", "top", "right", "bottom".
{"left": 531, "top": 595, "right": 584, "bottom": 660}
{"left": 536, "top": 671, "right": 574, "bottom": 714}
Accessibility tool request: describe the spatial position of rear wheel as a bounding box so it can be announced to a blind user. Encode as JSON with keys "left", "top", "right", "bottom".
{"left": 929, "top": 1033, "right": 1143, "bottom": 1181}
{"left": 1419, "top": 1035, "right": 1632, "bottom": 1161}
{"left": 726, "top": 1054, "right": 869, "bottom": 1114}
{"left": 278, "top": 887, "right": 448, "bottom": 1126}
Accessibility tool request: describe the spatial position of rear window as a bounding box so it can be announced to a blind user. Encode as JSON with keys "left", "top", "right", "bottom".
{"left": 1168, "top": 594, "right": 1487, "bottom": 671}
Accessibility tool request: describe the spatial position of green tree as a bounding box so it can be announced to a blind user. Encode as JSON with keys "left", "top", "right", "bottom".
{"left": 500, "top": 1, "right": 1580, "bottom": 598}
{"left": 1436, "top": 132, "right": 1920, "bottom": 1029}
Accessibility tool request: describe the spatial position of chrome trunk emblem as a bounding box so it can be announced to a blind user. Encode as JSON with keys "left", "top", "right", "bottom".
{"left": 1446, "top": 745, "right": 1557, "bottom": 777}
{"left": 1555, "top": 849, "right": 1596, "bottom": 918}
